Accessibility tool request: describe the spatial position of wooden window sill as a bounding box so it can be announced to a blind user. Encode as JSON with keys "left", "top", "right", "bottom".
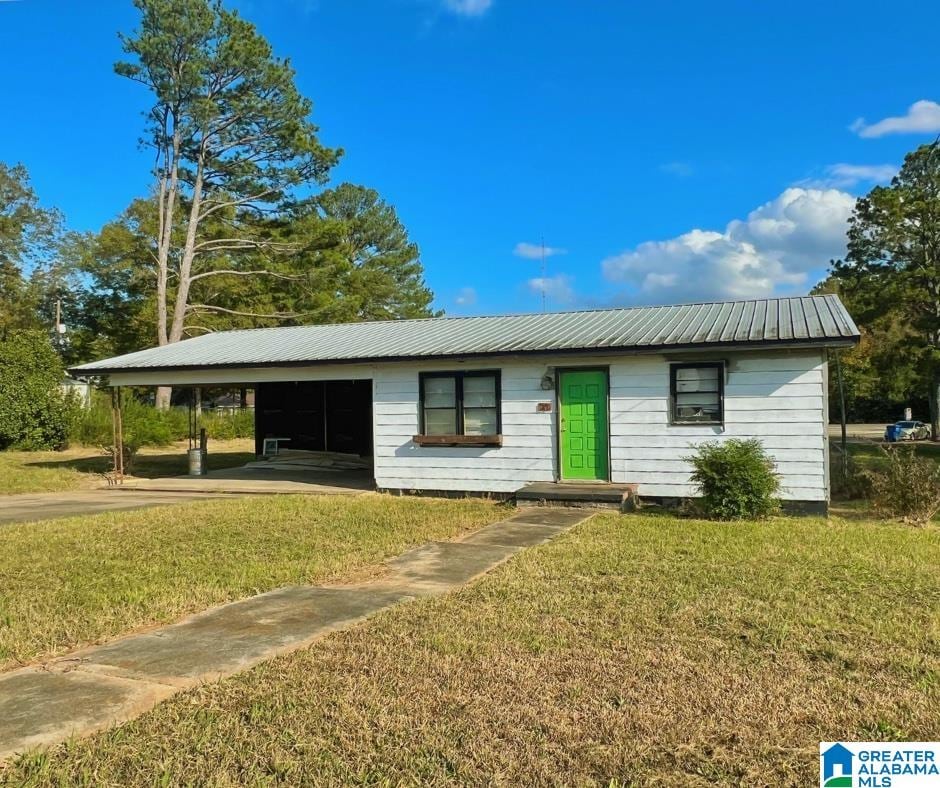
{"left": 412, "top": 434, "right": 503, "bottom": 447}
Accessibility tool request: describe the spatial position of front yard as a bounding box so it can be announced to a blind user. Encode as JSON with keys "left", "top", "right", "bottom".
{"left": 0, "top": 439, "right": 256, "bottom": 495}
{"left": 0, "top": 495, "right": 502, "bottom": 669}
{"left": 3, "top": 508, "right": 937, "bottom": 785}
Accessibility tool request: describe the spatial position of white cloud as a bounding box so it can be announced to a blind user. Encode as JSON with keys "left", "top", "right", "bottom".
{"left": 659, "top": 161, "right": 694, "bottom": 177}
{"left": 514, "top": 241, "right": 567, "bottom": 260}
{"left": 602, "top": 187, "right": 855, "bottom": 303}
{"left": 807, "top": 163, "right": 897, "bottom": 189}
{"left": 527, "top": 274, "right": 575, "bottom": 305}
{"left": 454, "top": 286, "right": 477, "bottom": 306}
{"left": 851, "top": 100, "right": 940, "bottom": 138}
{"left": 442, "top": 0, "right": 492, "bottom": 17}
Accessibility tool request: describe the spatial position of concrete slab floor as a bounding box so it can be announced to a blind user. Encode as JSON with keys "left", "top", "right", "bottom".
{"left": 0, "top": 507, "right": 594, "bottom": 762}
{"left": 122, "top": 465, "right": 374, "bottom": 496}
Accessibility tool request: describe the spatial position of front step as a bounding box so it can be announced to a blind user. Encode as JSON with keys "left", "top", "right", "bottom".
{"left": 515, "top": 482, "right": 639, "bottom": 512}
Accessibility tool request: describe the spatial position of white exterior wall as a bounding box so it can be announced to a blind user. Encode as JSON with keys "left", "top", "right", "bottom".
{"left": 373, "top": 349, "right": 829, "bottom": 502}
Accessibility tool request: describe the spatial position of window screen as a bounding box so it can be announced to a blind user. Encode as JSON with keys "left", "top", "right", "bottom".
{"left": 670, "top": 363, "right": 723, "bottom": 424}
{"left": 420, "top": 372, "right": 501, "bottom": 436}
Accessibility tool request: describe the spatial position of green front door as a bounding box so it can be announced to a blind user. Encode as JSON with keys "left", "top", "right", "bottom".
{"left": 559, "top": 370, "right": 608, "bottom": 481}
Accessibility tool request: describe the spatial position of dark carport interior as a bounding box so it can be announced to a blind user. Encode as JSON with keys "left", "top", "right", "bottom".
{"left": 253, "top": 380, "right": 373, "bottom": 458}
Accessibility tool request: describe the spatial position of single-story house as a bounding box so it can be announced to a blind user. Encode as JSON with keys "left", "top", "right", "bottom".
{"left": 70, "top": 295, "right": 859, "bottom": 512}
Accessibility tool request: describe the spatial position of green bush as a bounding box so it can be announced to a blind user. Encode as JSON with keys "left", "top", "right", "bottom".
{"left": 868, "top": 445, "right": 940, "bottom": 525}
{"left": 70, "top": 393, "right": 175, "bottom": 447}
{"left": 0, "top": 331, "right": 78, "bottom": 450}
{"left": 70, "top": 392, "right": 255, "bottom": 447}
{"left": 201, "top": 410, "right": 255, "bottom": 440}
{"left": 687, "top": 438, "right": 781, "bottom": 520}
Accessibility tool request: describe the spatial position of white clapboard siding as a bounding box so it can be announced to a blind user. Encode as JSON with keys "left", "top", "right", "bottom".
{"left": 724, "top": 397, "right": 824, "bottom": 411}
{"left": 610, "top": 446, "right": 822, "bottom": 461}
{"left": 380, "top": 477, "right": 526, "bottom": 493}
{"left": 611, "top": 435, "right": 825, "bottom": 450}
{"left": 372, "top": 349, "right": 828, "bottom": 501}
{"left": 613, "top": 459, "right": 823, "bottom": 475}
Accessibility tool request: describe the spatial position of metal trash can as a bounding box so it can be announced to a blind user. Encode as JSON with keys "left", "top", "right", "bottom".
{"left": 188, "top": 447, "right": 207, "bottom": 476}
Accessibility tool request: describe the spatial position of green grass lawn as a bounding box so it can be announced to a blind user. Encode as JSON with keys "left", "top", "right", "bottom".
{"left": 0, "top": 495, "right": 501, "bottom": 670}
{"left": 841, "top": 439, "right": 940, "bottom": 465}
{"left": 4, "top": 511, "right": 937, "bottom": 786}
{"left": 0, "top": 439, "right": 256, "bottom": 495}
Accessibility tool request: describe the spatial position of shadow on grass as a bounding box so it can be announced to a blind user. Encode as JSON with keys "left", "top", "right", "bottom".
{"left": 833, "top": 439, "right": 940, "bottom": 463}
{"left": 23, "top": 451, "right": 257, "bottom": 479}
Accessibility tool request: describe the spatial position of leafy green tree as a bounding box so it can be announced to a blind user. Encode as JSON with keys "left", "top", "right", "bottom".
{"left": 309, "top": 184, "right": 435, "bottom": 321}
{"left": 211, "top": 183, "right": 437, "bottom": 327}
{"left": 116, "top": 0, "right": 340, "bottom": 406}
{"left": 70, "top": 199, "right": 165, "bottom": 361}
{"left": 0, "top": 331, "right": 76, "bottom": 450}
{"left": 814, "top": 276, "right": 926, "bottom": 421}
{"left": 0, "top": 163, "right": 69, "bottom": 338}
{"left": 831, "top": 141, "right": 940, "bottom": 438}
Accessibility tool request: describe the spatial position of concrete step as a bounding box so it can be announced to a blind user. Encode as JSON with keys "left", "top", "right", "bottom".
{"left": 515, "top": 482, "right": 639, "bottom": 512}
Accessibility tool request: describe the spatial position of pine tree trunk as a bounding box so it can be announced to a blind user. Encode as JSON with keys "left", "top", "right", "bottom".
{"left": 155, "top": 386, "right": 172, "bottom": 410}
{"left": 930, "top": 375, "right": 939, "bottom": 442}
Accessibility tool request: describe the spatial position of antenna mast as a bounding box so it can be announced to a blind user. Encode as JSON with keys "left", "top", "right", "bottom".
{"left": 540, "top": 237, "right": 546, "bottom": 312}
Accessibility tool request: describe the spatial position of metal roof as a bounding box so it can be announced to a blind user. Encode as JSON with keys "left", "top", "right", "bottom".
{"left": 70, "top": 295, "right": 859, "bottom": 374}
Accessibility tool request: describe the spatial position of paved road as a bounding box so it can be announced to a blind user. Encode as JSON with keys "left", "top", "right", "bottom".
{"left": 0, "top": 490, "right": 234, "bottom": 526}
{"left": 827, "top": 423, "right": 886, "bottom": 440}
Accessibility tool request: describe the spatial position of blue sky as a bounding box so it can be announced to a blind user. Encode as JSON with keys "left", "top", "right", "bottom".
{"left": 2, "top": 0, "right": 939, "bottom": 316}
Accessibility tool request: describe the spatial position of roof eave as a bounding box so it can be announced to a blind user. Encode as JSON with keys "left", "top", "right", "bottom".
{"left": 68, "top": 335, "right": 859, "bottom": 379}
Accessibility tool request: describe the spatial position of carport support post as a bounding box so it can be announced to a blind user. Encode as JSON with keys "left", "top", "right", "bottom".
{"left": 111, "top": 387, "right": 124, "bottom": 483}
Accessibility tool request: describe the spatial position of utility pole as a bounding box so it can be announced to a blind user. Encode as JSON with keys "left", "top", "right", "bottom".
{"left": 52, "top": 298, "right": 68, "bottom": 354}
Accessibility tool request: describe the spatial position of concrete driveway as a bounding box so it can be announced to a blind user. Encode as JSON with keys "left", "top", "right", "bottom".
{"left": 0, "top": 490, "right": 234, "bottom": 526}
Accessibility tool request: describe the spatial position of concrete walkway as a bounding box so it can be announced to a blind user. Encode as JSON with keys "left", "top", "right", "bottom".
{"left": 0, "top": 507, "right": 591, "bottom": 761}
{"left": 0, "top": 490, "right": 234, "bottom": 526}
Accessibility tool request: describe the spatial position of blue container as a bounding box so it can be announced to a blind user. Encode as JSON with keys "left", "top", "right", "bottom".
{"left": 884, "top": 424, "right": 902, "bottom": 442}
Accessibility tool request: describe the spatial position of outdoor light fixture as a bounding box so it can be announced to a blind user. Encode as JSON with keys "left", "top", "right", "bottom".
{"left": 540, "top": 371, "right": 555, "bottom": 390}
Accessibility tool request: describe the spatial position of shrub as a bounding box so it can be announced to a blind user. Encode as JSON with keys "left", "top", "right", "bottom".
{"left": 687, "top": 438, "right": 781, "bottom": 520}
{"left": 868, "top": 445, "right": 940, "bottom": 525}
{"left": 70, "top": 392, "right": 255, "bottom": 447}
{"left": 70, "top": 393, "right": 175, "bottom": 447}
{"left": 202, "top": 410, "right": 255, "bottom": 440}
{"left": 0, "top": 331, "right": 77, "bottom": 450}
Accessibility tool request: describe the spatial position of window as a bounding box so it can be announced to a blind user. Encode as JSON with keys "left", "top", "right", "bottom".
{"left": 670, "top": 362, "right": 723, "bottom": 424}
{"left": 419, "top": 371, "right": 501, "bottom": 440}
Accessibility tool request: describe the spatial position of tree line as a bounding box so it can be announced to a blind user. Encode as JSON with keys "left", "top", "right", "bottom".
{"left": 1, "top": 0, "right": 435, "bottom": 406}
{"left": 816, "top": 140, "right": 940, "bottom": 438}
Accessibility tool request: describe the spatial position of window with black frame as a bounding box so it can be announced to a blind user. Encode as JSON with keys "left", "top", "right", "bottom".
{"left": 420, "top": 371, "right": 500, "bottom": 437}
{"left": 670, "top": 362, "right": 723, "bottom": 424}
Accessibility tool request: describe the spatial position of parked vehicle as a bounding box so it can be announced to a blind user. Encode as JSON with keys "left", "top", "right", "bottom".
{"left": 884, "top": 421, "right": 932, "bottom": 442}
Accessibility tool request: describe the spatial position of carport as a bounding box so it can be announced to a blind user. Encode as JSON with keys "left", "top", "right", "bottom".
{"left": 70, "top": 351, "right": 378, "bottom": 490}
